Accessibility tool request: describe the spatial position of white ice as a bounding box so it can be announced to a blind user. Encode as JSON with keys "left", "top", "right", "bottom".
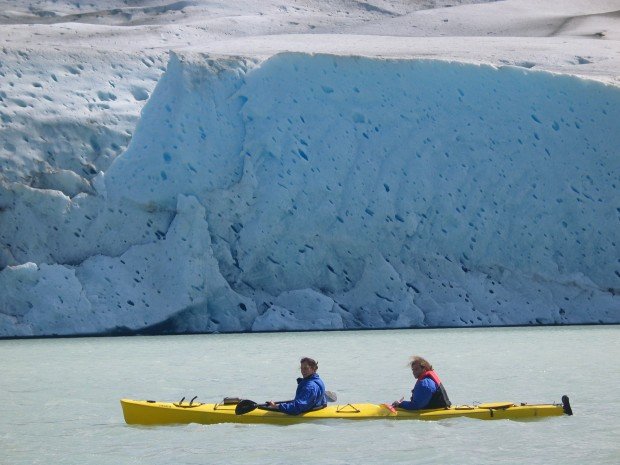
{"left": 1, "top": 1, "right": 619, "bottom": 336}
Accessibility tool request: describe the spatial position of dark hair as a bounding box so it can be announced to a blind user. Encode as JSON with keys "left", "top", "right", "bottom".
{"left": 300, "top": 357, "right": 318, "bottom": 370}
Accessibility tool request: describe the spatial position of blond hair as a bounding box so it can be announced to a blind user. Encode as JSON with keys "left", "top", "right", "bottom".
{"left": 409, "top": 356, "right": 433, "bottom": 371}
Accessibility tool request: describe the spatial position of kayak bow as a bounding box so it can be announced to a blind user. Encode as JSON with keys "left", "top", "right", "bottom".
{"left": 120, "top": 395, "right": 572, "bottom": 425}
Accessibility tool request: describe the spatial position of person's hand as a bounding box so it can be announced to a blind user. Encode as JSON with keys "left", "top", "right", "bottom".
{"left": 267, "top": 401, "right": 278, "bottom": 408}
{"left": 392, "top": 397, "right": 404, "bottom": 407}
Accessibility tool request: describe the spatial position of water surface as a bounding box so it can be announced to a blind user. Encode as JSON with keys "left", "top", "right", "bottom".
{"left": 1, "top": 326, "right": 618, "bottom": 464}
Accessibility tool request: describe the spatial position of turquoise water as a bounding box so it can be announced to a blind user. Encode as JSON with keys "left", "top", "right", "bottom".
{"left": 1, "top": 326, "right": 619, "bottom": 464}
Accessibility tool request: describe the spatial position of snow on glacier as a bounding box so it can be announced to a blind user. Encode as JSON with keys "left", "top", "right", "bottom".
{"left": 1, "top": 51, "right": 619, "bottom": 336}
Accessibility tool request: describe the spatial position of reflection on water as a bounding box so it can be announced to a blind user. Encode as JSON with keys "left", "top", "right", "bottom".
{"left": 1, "top": 326, "right": 619, "bottom": 465}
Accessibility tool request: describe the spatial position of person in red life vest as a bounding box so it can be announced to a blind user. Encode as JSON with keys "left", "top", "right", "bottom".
{"left": 391, "top": 356, "right": 451, "bottom": 410}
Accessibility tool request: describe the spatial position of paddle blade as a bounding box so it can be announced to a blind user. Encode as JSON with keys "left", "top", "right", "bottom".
{"left": 235, "top": 399, "right": 258, "bottom": 415}
{"left": 326, "top": 391, "right": 337, "bottom": 402}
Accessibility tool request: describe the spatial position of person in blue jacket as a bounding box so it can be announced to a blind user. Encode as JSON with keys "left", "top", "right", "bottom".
{"left": 391, "top": 356, "right": 451, "bottom": 410}
{"left": 267, "top": 357, "right": 327, "bottom": 415}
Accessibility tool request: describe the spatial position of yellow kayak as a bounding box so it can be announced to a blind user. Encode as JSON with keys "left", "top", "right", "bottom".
{"left": 120, "top": 395, "right": 572, "bottom": 425}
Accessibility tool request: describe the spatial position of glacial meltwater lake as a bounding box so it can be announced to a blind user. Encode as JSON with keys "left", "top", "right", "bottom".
{"left": 1, "top": 326, "right": 619, "bottom": 465}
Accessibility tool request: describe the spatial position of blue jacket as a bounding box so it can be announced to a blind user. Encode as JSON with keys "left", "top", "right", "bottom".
{"left": 277, "top": 374, "right": 327, "bottom": 415}
{"left": 399, "top": 377, "right": 437, "bottom": 410}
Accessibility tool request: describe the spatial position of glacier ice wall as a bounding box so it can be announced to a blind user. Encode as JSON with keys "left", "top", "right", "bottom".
{"left": 1, "top": 52, "right": 619, "bottom": 336}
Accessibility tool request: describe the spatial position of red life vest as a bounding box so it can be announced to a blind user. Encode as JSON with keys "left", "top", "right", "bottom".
{"left": 418, "top": 370, "right": 443, "bottom": 385}
{"left": 417, "top": 370, "right": 451, "bottom": 408}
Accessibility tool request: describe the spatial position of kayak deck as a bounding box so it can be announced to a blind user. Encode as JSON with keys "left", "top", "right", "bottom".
{"left": 121, "top": 396, "right": 572, "bottom": 425}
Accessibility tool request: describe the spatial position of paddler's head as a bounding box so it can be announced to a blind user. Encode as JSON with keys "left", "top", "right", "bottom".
{"left": 300, "top": 357, "right": 318, "bottom": 378}
{"left": 409, "top": 356, "right": 432, "bottom": 379}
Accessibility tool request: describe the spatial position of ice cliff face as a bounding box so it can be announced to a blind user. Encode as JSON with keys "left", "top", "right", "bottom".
{"left": 1, "top": 52, "right": 619, "bottom": 336}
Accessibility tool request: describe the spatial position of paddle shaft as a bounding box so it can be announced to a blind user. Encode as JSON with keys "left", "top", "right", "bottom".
{"left": 235, "top": 391, "right": 337, "bottom": 415}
